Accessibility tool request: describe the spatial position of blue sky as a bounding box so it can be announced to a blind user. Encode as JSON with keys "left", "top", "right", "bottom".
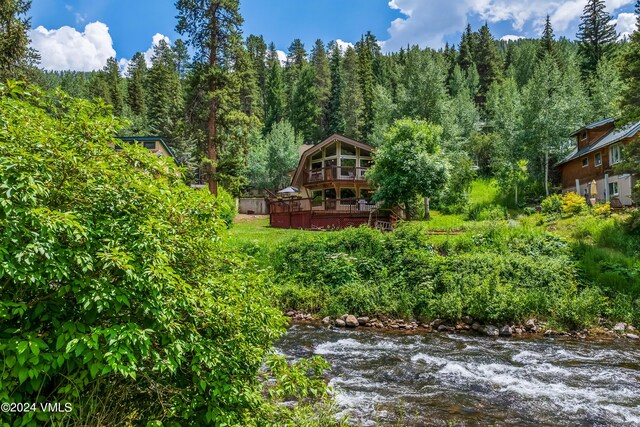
{"left": 28, "top": 0, "right": 638, "bottom": 71}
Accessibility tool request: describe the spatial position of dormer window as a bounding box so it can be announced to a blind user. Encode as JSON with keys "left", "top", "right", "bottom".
{"left": 143, "top": 141, "right": 156, "bottom": 150}
{"left": 580, "top": 130, "right": 587, "bottom": 141}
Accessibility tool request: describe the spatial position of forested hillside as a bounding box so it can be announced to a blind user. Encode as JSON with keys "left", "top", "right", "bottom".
{"left": 20, "top": 1, "right": 640, "bottom": 207}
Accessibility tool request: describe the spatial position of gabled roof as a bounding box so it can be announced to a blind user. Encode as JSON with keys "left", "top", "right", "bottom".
{"left": 557, "top": 121, "right": 640, "bottom": 166}
{"left": 569, "top": 118, "right": 615, "bottom": 137}
{"left": 290, "top": 134, "right": 373, "bottom": 187}
{"left": 117, "top": 136, "right": 176, "bottom": 158}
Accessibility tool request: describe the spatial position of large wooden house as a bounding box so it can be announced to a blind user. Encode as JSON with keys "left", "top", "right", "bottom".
{"left": 269, "top": 134, "right": 393, "bottom": 229}
{"left": 116, "top": 136, "right": 175, "bottom": 159}
{"left": 557, "top": 119, "right": 640, "bottom": 206}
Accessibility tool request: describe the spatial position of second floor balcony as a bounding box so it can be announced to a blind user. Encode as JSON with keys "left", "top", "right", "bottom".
{"left": 304, "top": 166, "right": 369, "bottom": 185}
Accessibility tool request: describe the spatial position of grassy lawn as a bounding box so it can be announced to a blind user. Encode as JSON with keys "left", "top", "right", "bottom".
{"left": 226, "top": 216, "right": 308, "bottom": 246}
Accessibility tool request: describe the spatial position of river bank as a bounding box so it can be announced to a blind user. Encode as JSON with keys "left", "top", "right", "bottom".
{"left": 277, "top": 323, "right": 640, "bottom": 426}
{"left": 285, "top": 310, "right": 640, "bottom": 341}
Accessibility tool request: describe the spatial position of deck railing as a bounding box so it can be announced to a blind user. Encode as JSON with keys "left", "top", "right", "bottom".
{"left": 303, "top": 167, "right": 369, "bottom": 184}
{"left": 269, "top": 197, "right": 381, "bottom": 214}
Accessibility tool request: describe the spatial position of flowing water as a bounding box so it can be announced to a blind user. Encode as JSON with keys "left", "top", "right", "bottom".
{"left": 276, "top": 324, "right": 640, "bottom": 426}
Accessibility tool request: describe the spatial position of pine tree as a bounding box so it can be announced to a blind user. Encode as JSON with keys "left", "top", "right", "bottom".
{"left": 356, "top": 34, "right": 376, "bottom": 139}
{"left": 341, "top": 46, "right": 363, "bottom": 140}
{"left": 289, "top": 64, "right": 319, "bottom": 142}
{"left": 0, "top": 0, "right": 39, "bottom": 81}
{"left": 235, "top": 44, "right": 261, "bottom": 119}
{"left": 458, "top": 24, "right": 475, "bottom": 71}
{"left": 176, "top": 0, "right": 243, "bottom": 195}
{"left": 310, "top": 39, "right": 331, "bottom": 139}
{"left": 146, "top": 40, "right": 182, "bottom": 135}
{"left": 172, "top": 39, "right": 190, "bottom": 78}
{"left": 246, "top": 34, "right": 267, "bottom": 115}
{"left": 620, "top": 0, "right": 640, "bottom": 121}
{"left": 537, "top": 15, "right": 556, "bottom": 61}
{"left": 475, "top": 23, "right": 503, "bottom": 101}
{"left": 327, "top": 42, "right": 345, "bottom": 135}
{"left": 577, "top": 0, "right": 617, "bottom": 74}
{"left": 589, "top": 58, "right": 624, "bottom": 120}
{"left": 264, "top": 52, "right": 287, "bottom": 134}
{"left": 127, "top": 52, "right": 147, "bottom": 117}
{"left": 101, "top": 57, "right": 124, "bottom": 115}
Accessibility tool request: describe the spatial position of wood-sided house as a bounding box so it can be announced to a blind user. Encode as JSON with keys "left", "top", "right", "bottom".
{"left": 269, "top": 134, "right": 393, "bottom": 230}
{"left": 557, "top": 119, "right": 640, "bottom": 206}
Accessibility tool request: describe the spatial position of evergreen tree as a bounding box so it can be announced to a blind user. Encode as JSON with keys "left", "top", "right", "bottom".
{"left": 458, "top": 24, "right": 475, "bottom": 71}
{"left": 264, "top": 54, "right": 286, "bottom": 134}
{"left": 127, "top": 52, "right": 147, "bottom": 117}
{"left": 0, "top": 0, "right": 38, "bottom": 81}
{"left": 176, "top": 0, "right": 243, "bottom": 195}
{"left": 172, "top": 39, "right": 190, "bottom": 78}
{"left": 246, "top": 34, "right": 267, "bottom": 115}
{"left": 146, "top": 40, "right": 182, "bottom": 135}
{"left": 310, "top": 39, "right": 331, "bottom": 139}
{"left": 475, "top": 23, "right": 503, "bottom": 101}
{"left": 100, "top": 57, "right": 124, "bottom": 115}
{"left": 577, "top": 0, "right": 617, "bottom": 74}
{"left": 289, "top": 64, "right": 319, "bottom": 142}
{"left": 341, "top": 46, "right": 363, "bottom": 140}
{"left": 356, "top": 33, "right": 376, "bottom": 139}
{"left": 620, "top": 0, "right": 640, "bottom": 122}
{"left": 327, "top": 42, "right": 345, "bottom": 135}
{"left": 235, "top": 44, "right": 261, "bottom": 118}
{"left": 538, "top": 15, "right": 556, "bottom": 61}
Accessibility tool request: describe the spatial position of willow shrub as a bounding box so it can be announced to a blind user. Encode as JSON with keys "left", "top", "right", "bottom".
{"left": 0, "top": 83, "right": 316, "bottom": 425}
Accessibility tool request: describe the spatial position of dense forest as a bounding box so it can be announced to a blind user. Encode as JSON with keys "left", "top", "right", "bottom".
{"left": 8, "top": 0, "right": 639, "bottom": 209}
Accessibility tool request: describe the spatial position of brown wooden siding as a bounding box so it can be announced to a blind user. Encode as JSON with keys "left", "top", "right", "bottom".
{"left": 577, "top": 124, "right": 614, "bottom": 150}
{"left": 560, "top": 137, "right": 633, "bottom": 189}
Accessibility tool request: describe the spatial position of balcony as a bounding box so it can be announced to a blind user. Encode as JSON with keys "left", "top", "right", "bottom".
{"left": 304, "top": 166, "right": 369, "bottom": 185}
{"left": 269, "top": 197, "right": 381, "bottom": 214}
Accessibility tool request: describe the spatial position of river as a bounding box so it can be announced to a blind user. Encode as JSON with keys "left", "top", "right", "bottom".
{"left": 276, "top": 324, "right": 640, "bottom": 426}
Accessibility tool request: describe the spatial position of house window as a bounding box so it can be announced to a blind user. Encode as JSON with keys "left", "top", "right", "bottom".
{"left": 311, "top": 151, "right": 322, "bottom": 161}
{"left": 360, "top": 188, "right": 373, "bottom": 200}
{"left": 360, "top": 159, "right": 373, "bottom": 169}
{"left": 610, "top": 145, "right": 622, "bottom": 165}
{"left": 311, "top": 190, "right": 323, "bottom": 207}
{"left": 595, "top": 152, "right": 602, "bottom": 167}
{"left": 360, "top": 149, "right": 371, "bottom": 157}
{"left": 341, "top": 143, "right": 356, "bottom": 156}
{"left": 325, "top": 143, "right": 337, "bottom": 157}
{"left": 340, "top": 158, "right": 356, "bottom": 176}
{"left": 580, "top": 130, "right": 587, "bottom": 141}
{"left": 143, "top": 141, "right": 156, "bottom": 150}
{"left": 582, "top": 157, "right": 589, "bottom": 168}
{"left": 609, "top": 182, "right": 619, "bottom": 197}
{"left": 340, "top": 188, "right": 356, "bottom": 202}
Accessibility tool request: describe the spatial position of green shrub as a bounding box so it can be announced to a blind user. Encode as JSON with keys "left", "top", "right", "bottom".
{"left": 562, "top": 192, "right": 587, "bottom": 216}
{"left": 552, "top": 287, "right": 607, "bottom": 330}
{"left": 466, "top": 204, "right": 508, "bottom": 221}
{"left": 217, "top": 186, "right": 237, "bottom": 228}
{"left": 593, "top": 202, "right": 611, "bottom": 217}
{"left": 541, "top": 194, "right": 563, "bottom": 215}
{"left": 0, "top": 83, "right": 327, "bottom": 426}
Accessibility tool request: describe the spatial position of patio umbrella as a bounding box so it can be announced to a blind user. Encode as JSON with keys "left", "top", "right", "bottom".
{"left": 277, "top": 186, "right": 300, "bottom": 195}
{"left": 590, "top": 180, "right": 598, "bottom": 197}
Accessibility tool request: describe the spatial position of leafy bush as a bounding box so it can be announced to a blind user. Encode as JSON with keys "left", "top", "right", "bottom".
{"left": 466, "top": 204, "right": 507, "bottom": 221}
{"left": 626, "top": 209, "right": 640, "bottom": 235}
{"left": 593, "top": 202, "right": 611, "bottom": 217}
{"left": 216, "top": 186, "right": 237, "bottom": 227}
{"left": 562, "top": 192, "right": 587, "bottom": 216}
{"left": 552, "top": 287, "right": 607, "bottom": 330}
{"left": 0, "top": 83, "right": 332, "bottom": 425}
{"left": 541, "top": 193, "right": 563, "bottom": 215}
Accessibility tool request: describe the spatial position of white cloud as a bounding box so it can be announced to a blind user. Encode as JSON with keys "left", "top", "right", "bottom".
{"left": 382, "top": 0, "right": 636, "bottom": 51}
{"left": 29, "top": 22, "right": 116, "bottom": 71}
{"left": 613, "top": 12, "right": 638, "bottom": 39}
{"left": 383, "top": 0, "right": 474, "bottom": 51}
{"left": 119, "top": 33, "right": 172, "bottom": 74}
{"left": 276, "top": 49, "right": 287, "bottom": 65}
{"left": 501, "top": 34, "right": 524, "bottom": 41}
{"left": 335, "top": 39, "right": 354, "bottom": 53}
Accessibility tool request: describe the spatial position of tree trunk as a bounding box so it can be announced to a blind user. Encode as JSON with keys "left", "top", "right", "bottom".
{"left": 515, "top": 184, "right": 518, "bottom": 206}
{"left": 544, "top": 150, "right": 549, "bottom": 197}
{"left": 207, "top": 2, "right": 219, "bottom": 196}
{"left": 424, "top": 197, "right": 430, "bottom": 220}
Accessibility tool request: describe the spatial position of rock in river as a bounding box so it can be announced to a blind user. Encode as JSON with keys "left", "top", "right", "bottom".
{"left": 345, "top": 315, "right": 359, "bottom": 328}
{"left": 335, "top": 319, "right": 346, "bottom": 327}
